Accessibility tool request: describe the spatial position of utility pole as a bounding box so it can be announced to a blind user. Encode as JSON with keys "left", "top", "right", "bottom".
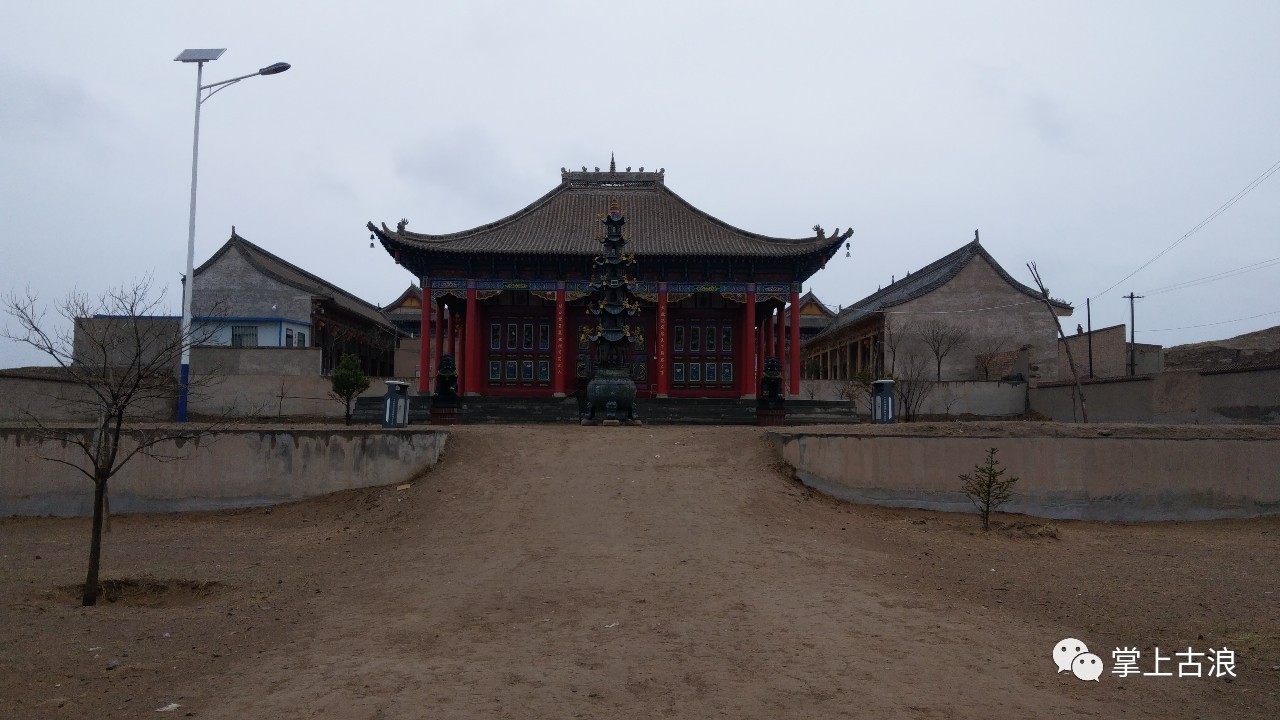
{"left": 1086, "top": 298, "right": 1093, "bottom": 378}
{"left": 1123, "top": 292, "right": 1143, "bottom": 376}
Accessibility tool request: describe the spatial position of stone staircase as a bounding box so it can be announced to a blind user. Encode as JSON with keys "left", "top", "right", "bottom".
{"left": 352, "top": 394, "right": 858, "bottom": 426}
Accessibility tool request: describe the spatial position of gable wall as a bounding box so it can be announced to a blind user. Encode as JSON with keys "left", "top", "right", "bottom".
{"left": 193, "top": 249, "right": 313, "bottom": 324}
{"left": 886, "top": 256, "right": 1068, "bottom": 382}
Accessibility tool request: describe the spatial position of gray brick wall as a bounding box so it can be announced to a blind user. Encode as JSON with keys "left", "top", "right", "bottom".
{"left": 193, "top": 249, "right": 312, "bottom": 323}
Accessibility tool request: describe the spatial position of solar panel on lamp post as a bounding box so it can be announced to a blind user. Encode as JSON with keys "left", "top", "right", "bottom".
{"left": 173, "top": 49, "right": 290, "bottom": 422}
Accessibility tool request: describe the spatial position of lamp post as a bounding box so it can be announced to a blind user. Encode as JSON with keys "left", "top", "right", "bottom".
{"left": 174, "top": 49, "right": 289, "bottom": 422}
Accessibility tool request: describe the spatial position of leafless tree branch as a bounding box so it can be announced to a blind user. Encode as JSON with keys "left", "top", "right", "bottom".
{"left": 916, "top": 319, "right": 970, "bottom": 381}
{"left": 2, "top": 277, "right": 231, "bottom": 605}
{"left": 972, "top": 332, "right": 1015, "bottom": 381}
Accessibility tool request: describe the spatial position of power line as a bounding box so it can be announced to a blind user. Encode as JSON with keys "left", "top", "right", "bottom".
{"left": 1139, "top": 254, "right": 1280, "bottom": 296}
{"left": 1094, "top": 158, "right": 1280, "bottom": 300}
{"left": 1138, "top": 308, "right": 1280, "bottom": 333}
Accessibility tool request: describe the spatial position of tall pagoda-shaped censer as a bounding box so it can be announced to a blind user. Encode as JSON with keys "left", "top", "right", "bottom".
{"left": 581, "top": 197, "right": 642, "bottom": 425}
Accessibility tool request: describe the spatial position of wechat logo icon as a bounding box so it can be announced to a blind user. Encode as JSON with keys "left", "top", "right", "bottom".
{"left": 1054, "top": 638, "right": 1103, "bottom": 681}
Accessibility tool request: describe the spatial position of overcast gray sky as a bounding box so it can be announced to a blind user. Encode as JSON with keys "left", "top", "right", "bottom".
{"left": 3, "top": 1, "right": 1278, "bottom": 368}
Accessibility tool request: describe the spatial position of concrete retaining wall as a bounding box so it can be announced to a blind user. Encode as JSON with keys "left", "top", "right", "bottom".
{"left": 770, "top": 429, "right": 1280, "bottom": 521}
{"left": 0, "top": 426, "right": 448, "bottom": 517}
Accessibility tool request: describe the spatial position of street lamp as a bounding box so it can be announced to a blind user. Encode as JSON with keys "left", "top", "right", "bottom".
{"left": 174, "top": 49, "right": 290, "bottom": 422}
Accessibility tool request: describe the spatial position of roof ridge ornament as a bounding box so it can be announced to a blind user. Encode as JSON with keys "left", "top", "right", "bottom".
{"left": 813, "top": 225, "right": 849, "bottom": 240}
{"left": 610, "top": 153, "right": 616, "bottom": 173}
{"left": 397, "top": 218, "right": 408, "bottom": 233}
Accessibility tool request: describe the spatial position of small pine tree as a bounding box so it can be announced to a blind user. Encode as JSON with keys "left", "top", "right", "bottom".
{"left": 330, "top": 354, "right": 370, "bottom": 425}
{"left": 959, "top": 447, "right": 1019, "bottom": 531}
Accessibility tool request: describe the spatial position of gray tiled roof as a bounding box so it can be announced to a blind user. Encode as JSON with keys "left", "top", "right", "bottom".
{"left": 196, "top": 232, "right": 395, "bottom": 331}
{"left": 369, "top": 170, "right": 850, "bottom": 258}
{"left": 812, "top": 239, "right": 1071, "bottom": 341}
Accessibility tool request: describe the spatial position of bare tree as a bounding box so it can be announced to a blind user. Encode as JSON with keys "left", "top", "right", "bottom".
{"left": 2, "top": 278, "right": 224, "bottom": 606}
{"left": 893, "top": 352, "right": 935, "bottom": 422}
{"left": 881, "top": 316, "right": 909, "bottom": 376}
{"left": 916, "top": 319, "right": 970, "bottom": 381}
{"left": 940, "top": 383, "right": 961, "bottom": 417}
{"left": 972, "top": 332, "right": 1014, "bottom": 380}
{"left": 1026, "top": 262, "right": 1088, "bottom": 422}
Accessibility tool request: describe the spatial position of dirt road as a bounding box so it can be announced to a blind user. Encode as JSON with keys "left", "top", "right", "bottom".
{"left": 2, "top": 425, "right": 1276, "bottom": 718}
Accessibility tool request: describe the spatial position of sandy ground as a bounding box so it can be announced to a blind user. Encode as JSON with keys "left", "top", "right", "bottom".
{"left": 1, "top": 424, "right": 1277, "bottom": 719}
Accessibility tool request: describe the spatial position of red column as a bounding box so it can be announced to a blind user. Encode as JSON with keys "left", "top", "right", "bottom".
{"left": 451, "top": 307, "right": 460, "bottom": 357}
{"left": 434, "top": 300, "right": 445, "bottom": 376}
{"left": 464, "top": 286, "right": 479, "bottom": 396}
{"left": 656, "top": 285, "right": 669, "bottom": 397}
{"left": 773, "top": 302, "right": 783, "bottom": 392}
{"left": 451, "top": 307, "right": 461, "bottom": 394}
{"left": 448, "top": 306, "right": 459, "bottom": 389}
{"left": 768, "top": 303, "right": 778, "bottom": 356}
{"left": 768, "top": 307, "right": 777, "bottom": 357}
{"left": 757, "top": 309, "right": 767, "bottom": 389}
{"left": 762, "top": 308, "right": 770, "bottom": 359}
{"left": 553, "top": 285, "right": 568, "bottom": 397}
{"left": 448, "top": 304, "right": 458, "bottom": 358}
{"left": 789, "top": 291, "right": 801, "bottom": 396}
{"left": 419, "top": 279, "right": 432, "bottom": 393}
{"left": 741, "top": 288, "right": 755, "bottom": 398}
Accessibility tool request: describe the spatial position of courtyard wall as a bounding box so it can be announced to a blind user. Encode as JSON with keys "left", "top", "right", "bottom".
{"left": 799, "top": 379, "right": 1025, "bottom": 417}
{"left": 0, "top": 370, "right": 174, "bottom": 422}
{"left": 186, "top": 374, "right": 396, "bottom": 420}
{"left": 1031, "top": 366, "right": 1280, "bottom": 424}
